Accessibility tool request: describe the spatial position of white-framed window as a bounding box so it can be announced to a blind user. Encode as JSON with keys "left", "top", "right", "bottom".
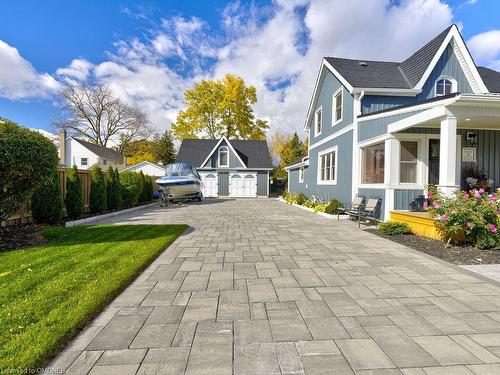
{"left": 299, "top": 167, "right": 304, "bottom": 183}
{"left": 102, "top": 159, "right": 107, "bottom": 165}
{"left": 435, "top": 76, "right": 456, "bottom": 96}
{"left": 218, "top": 146, "right": 229, "bottom": 167}
{"left": 399, "top": 141, "right": 418, "bottom": 184}
{"left": 314, "top": 107, "right": 322, "bottom": 137}
{"left": 361, "top": 142, "right": 384, "bottom": 184}
{"left": 332, "top": 88, "right": 343, "bottom": 125}
{"left": 317, "top": 146, "right": 337, "bottom": 185}
{"left": 81, "top": 158, "right": 88, "bottom": 166}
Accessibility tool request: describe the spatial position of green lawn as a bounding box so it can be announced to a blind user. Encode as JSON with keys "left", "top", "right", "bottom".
{"left": 0, "top": 224, "right": 187, "bottom": 371}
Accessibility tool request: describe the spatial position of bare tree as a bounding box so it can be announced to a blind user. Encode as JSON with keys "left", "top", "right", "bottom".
{"left": 55, "top": 83, "right": 152, "bottom": 151}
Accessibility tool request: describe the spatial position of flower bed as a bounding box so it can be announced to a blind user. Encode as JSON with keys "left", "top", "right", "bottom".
{"left": 280, "top": 192, "right": 348, "bottom": 219}
{"left": 426, "top": 185, "right": 500, "bottom": 250}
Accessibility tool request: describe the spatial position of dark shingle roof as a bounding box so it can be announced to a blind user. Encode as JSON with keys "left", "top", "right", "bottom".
{"left": 286, "top": 155, "right": 308, "bottom": 169}
{"left": 399, "top": 25, "right": 453, "bottom": 87}
{"left": 325, "top": 58, "right": 410, "bottom": 89}
{"left": 325, "top": 25, "right": 454, "bottom": 90}
{"left": 72, "top": 138, "right": 124, "bottom": 160}
{"left": 478, "top": 67, "right": 500, "bottom": 93}
{"left": 176, "top": 139, "right": 273, "bottom": 169}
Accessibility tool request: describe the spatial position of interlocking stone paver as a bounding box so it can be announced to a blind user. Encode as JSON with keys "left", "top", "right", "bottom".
{"left": 50, "top": 199, "right": 500, "bottom": 374}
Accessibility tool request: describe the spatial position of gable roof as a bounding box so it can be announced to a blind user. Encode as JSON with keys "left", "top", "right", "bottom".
{"left": 72, "top": 137, "right": 124, "bottom": 161}
{"left": 478, "top": 67, "right": 500, "bottom": 93}
{"left": 322, "top": 24, "right": 486, "bottom": 93}
{"left": 176, "top": 138, "right": 273, "bottom": 169}
{"left": 122, "top": 160, "right": 166, "bottom": 173}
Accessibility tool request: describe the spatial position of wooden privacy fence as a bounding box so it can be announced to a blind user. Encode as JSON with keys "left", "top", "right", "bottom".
{"left": 2, "top": 167, "right": 158, "bottom": 226}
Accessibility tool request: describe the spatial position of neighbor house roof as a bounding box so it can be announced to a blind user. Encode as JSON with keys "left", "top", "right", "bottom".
{"left": 477, "top": 67, "right": 500, "bottom": 93}
{"left": 285, "top": 155, "right": 308, "bottom": 169}
{"left": 324, "top": 26, "right": 453, "bottom": 90}
{"left": 176, "top": 138, "right": 273, "bottom": 169}
{"left": 72, "top": 138, "right": 124, "bottom": 161}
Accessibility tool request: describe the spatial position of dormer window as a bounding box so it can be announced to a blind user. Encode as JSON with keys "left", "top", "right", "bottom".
{"left": 435, "top": 76, "right": 456, "bottom": 96}
{"left": 218, "top": 146, "right": 229, "bottom": 167}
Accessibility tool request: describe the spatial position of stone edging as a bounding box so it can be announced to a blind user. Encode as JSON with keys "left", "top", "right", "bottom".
{"left": 65, "top": 202, "right": 158, "bottom": 227}
{"left": 277, "top": 198, "right": 349, "bottom": 220}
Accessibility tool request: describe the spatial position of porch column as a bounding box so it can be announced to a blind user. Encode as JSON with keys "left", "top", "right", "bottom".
{"left": 438, "top": 115, "right": 459, "bottom": 196}
{"left": 383, "top": 136, "right": 398, "bottom": 220}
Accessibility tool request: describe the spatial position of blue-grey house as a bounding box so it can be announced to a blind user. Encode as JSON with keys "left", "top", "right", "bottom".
{"left": 176, "top": 137, "right": 272, "bottom": 198}
{"left": 286, "top": 25, "right": 500, "bottom": 220}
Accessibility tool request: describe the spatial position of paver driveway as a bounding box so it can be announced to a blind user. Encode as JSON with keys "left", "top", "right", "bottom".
{"left": 49, "top": 199, "right": 500, "bottom": 375}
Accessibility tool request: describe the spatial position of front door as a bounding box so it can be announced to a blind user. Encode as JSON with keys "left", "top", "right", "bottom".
{"left": 428, "top": 139, "right": 440, "bottom": 185}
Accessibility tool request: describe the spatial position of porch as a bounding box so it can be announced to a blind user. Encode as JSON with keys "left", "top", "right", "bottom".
{"left": 358, "top": 94, "right": 500, "bottom": 220}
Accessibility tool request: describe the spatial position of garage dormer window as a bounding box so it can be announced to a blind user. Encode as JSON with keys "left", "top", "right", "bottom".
{"left": 435, "top": 76, "right": 456, "bottom": 96}
{"left": 218, "top": 146, "right": 229, "bottom": 167}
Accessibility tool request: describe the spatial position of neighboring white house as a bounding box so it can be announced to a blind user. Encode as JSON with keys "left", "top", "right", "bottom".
{"left": 121, "top": 161, "right": 166, "bottom": 176}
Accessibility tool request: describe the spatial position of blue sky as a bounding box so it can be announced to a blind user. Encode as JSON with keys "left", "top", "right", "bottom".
{"left": 0, "top": 0, "right": 499, "bottom": 135}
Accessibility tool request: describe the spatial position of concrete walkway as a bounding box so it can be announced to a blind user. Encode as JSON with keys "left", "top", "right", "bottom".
{"left": 49, "top": 199, "right": 500, "bottom": 374}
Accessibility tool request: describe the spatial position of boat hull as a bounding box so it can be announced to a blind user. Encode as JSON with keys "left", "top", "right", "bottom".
{"left": 156, "top": 178, "right": 202, "bottom": 199}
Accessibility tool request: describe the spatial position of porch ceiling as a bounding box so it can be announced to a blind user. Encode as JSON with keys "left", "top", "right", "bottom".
{"left": 416, "top": 115, "right": 500, "bottom": 130}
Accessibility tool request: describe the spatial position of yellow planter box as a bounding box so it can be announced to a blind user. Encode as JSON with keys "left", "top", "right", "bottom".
{"left": 390, "top": 211, "right": 442, "bottom": 240}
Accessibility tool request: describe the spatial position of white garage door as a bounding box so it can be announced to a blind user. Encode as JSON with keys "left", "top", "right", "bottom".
{"left": 201, "top": 173, "right": 218, "bottom": 197}
{"left": 230, "top": 173, "right": 256, "bottom": 197}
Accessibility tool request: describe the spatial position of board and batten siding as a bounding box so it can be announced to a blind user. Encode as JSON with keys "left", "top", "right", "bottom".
{"left": 361, "top": 43, "right": 473, "bottom": 114}
{"left": 218, "top": 172, "right": 229, "bottom": 195}
{"left": 357, "top": 188, "right": 385, "bottom": 220}
{"left": 358, "top": 110, "right": 423, "bottom": 142}
{"left": 257, "top": 171, "right": 268, "bottom": 196}
{"left": 308, "top": 70, "right": 354, "bottom": 143}
{"left": 394, "top": 189, "right": 424, "bottom": 210}
{"left": 202, "top": 140, "right": 244, "bottom": 169}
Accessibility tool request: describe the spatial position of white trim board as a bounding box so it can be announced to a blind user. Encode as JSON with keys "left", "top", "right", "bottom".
{"left": 309, "top": 124, "right": 353, "bottom": 150}
{"left": 199, "top": 136, "right": 247, "bottom": 169}
{"left": 316, "top": 145, "right": 338, "bottom": 186}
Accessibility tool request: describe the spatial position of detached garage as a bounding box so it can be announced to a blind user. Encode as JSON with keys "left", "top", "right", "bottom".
{"left": 176, "top": 137, "right": 272, "bottom": 198}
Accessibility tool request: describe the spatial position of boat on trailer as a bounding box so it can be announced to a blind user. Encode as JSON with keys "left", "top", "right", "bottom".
{"left": 156, "top": 163, "right": 203, "bottom": 204}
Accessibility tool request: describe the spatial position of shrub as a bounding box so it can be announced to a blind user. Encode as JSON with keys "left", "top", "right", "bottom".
{"left": 324, "top": 199, "right": 343, "bottom": 215}
{"left": 142, "top": 176, "right": 154, "bottom": 203}
{"left": 427, "top": 187, "right": 500, "bottom": 249}
{"left": 89, "top": 166, "right": 107, "bottom": 213}
{"left": 379, "top": 221, "right": 413, "bottom": 235}
{"left": 65, "top": 165, "right": 84, "bottom": 219}
{"left": 313, "top": 204, "right": 327, "bottom": 213}
{"left": 31, "top": 169, "right": 63, "bottom": 224}
{"left": 120, "top": 171, "right": 144, "bottom": 208}
{"left": 296, "top": 193, "right": 307, "bottom": 205}
{"left": 138, "top": 171, "right": 148, "bottom": 203}
{"left": 106, "top": 167, "right": 121, "bottom": 210}
{"left": 0, "top": 119, "right": 59, "bottom": 220}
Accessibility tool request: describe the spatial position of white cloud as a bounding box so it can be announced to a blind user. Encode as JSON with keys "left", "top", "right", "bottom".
{"left": 0, "top": 40, "right": 59, "bottom": 99}
{"left": 0, "top": 0, "right": 462, "bottom": 136}
{"left": 468, "top": 29, "right": 500, "bottom": 68}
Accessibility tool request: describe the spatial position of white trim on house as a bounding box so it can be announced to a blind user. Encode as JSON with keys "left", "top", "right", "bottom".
{"left": 323, "top": 59, "right": 355, "bottom": 93}
{"left": 199, "top": 136, "right": 247, "bottom": 169}
{"left": 332, "top": 87, "right": 343, "bottom": 126}
{"left": 309, "top": 123, "right": 353, "bottom": 150}
{"left": 386, "top": 106, "right": 449, "bottom": 133}
{"left": 314, "top": 106, "right": 323, "bottom": 137}
{"left": 352, "top": 87, "right": 422, "bottom": 96}
{"left": 316, "top": 145, "right": 338, "bottom": 185}
{"left": 218, "top": 146, "right": 229, "bottom": 168}
{"left": 299, "top": 167, "right": 304, "bottom": 183}
{"left": 413, "top": 25, "right": 488, "bottom": 94}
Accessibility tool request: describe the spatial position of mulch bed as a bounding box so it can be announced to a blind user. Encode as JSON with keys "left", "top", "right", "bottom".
{"left": 365, "top": 228, "right": 500, "bottom": 265}
{"left": 0, "top": 224, "right": 51, "bottom": 252}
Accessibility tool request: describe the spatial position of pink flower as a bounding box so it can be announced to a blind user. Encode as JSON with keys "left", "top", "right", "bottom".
{"left": 433, "top": 201, "right": 440, "bottom": 209}
{"left": 475, "top": 190, "right": 481, "bottom": 198}
{"left": 427, "top": 192, "right": 433, "bottom": 199}
{"left": 466, "top": 222, "right": 473, "bottom": 229}
{"left": 479, "top": 188, "right": 485, "bottom": 194}
{"left": 463, "top": 193, "right": 469, "bottom": 201}
{"left": 423, "top": 202, "right": 428, "bottom": 210}
{"left": 440, "top": 215, "right": 448, "bottom": 221}
{"left": 489, "top": 194, "right": 497, "bottom": 202}
{"left": 489, "top": 224, "right": 497, "bottom": 233}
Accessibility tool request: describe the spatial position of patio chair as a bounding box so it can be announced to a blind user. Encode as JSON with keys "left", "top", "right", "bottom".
{"left": 337, "top": 195, "right": 365, "bottom": 220}
{"left": 356, "top": 196, "right": 382, "bottom": 228}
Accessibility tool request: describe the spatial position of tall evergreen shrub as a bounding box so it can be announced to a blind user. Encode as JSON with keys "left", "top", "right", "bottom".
{"left": 65, "top": 165, "right": 84, "bottom": 219}
{"left": 31, "top": 169, "right": 63, "bottom": 224}
{"left": 106, "top": 167, "right": 121, "bottom": 210}
{"left": 89, "top": 165, "right": 107, "bottom": 213}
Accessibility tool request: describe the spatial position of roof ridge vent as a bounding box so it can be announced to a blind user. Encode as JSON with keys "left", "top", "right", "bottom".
{"left": 358, "top": 61, "right": 368, "bottom": 67}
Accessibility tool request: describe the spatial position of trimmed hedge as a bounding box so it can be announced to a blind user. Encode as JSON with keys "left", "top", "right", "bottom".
{"left": 31, "top": 169, "right": 63, "bottom": 224}
{"left": 379, "top": 221, "right": 412, "bottom": 235}
{"left": 0, "top": 119, "right": 59, "bottom": 220}
{"left": 65, "top": 166, "right": 84, "bottom": 219}
{"left": 89, "top": 166, "right": 107, "bottom": 214}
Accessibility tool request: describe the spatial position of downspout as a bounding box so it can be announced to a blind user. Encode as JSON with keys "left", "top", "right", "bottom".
{"left": 351, "top": 90, "right": 364, "bottom": 199}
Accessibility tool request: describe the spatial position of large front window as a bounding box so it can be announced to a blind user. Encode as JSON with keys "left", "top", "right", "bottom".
{"left": 362, "top": 143, "right": 385, "bottom": 184}
{"left": 218, "top": 146, "right": 229, "bottom": 167}
{"left": 318, "top": 147, "right": 337, "bottom": 184}
{"left": 400, "top": 141, "right": 418, "bottom": 183}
